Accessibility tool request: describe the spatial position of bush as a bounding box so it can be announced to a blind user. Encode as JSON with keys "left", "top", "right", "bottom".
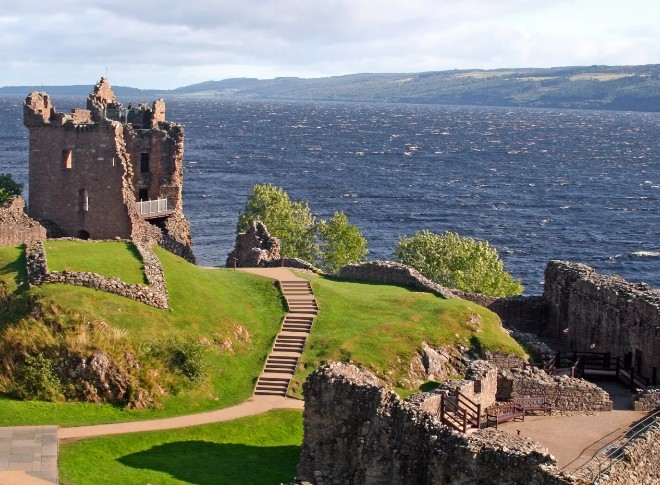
{"left": 13, "top": 354, "right": 62, "bottom": 402}
{"left": 394, "top": 230, "right": 523, "bottom": 297}
{"left": 152, "top": 336, "right": 209, "bottom": 383}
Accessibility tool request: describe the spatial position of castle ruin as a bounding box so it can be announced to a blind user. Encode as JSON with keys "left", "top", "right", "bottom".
{"left": 23, "top": 77, "right": 194, "bottom": 261}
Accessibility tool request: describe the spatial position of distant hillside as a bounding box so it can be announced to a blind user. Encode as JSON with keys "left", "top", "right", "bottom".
{"left": 3, "top": 64, "right": 660, "bottom": 112}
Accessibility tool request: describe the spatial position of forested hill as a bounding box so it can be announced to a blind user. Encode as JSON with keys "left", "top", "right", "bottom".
{"left": 3, "top": 64, "right": 660, "bottom": 112}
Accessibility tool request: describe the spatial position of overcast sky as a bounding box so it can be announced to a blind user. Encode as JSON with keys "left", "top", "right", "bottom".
{"left": 1, "top": 0, "right": 658, "bottom": 89}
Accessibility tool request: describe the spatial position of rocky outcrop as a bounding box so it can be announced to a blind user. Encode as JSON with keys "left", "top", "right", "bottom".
{"left": 297, "top": 362, "right": 577, "bottom": 485}
{"left": 0, "top": 196, "right": 46, "bottom": 246}
{"left": 226, "top": 221, "right": 281, "bottom": 267}
{"left": 59, "top": 350, "right": 131, "bottom": 404}
{"left": 497, "top": 366, "right": 613, "bottom": 412}
{"left": 25, "top": 240, "right": 169, "bottom": 309}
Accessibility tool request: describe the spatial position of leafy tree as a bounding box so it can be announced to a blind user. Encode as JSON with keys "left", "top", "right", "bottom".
{"left": 394, "top": 230, "right": 523, "bottom": 297}
{"left": 237, "top": 184, "right": 368, "bottom": 272}
{"left": 317, "top": 211, "right": 368, "bottom": 274}
{"left": 237, "top": 184, "right": 317, "bottom": 261}
{"left": 0, "top": 173, "right": 22, "bottom": 205}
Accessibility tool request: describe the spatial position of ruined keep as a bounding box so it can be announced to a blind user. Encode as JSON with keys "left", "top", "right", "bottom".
{"left": 23, "top": 77, "right": 194, "bottom": 261}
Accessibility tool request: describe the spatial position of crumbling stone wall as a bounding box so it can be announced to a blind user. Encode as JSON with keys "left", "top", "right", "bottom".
{"left": 25, "top": 240, "right": 168, "bottom": 309}
{"left": 226, "top": 221, "right": 281, "bottom": 267}
{"left": 337, "top": 261, "right": 457, "bottom": 299}
{"left": 297, "top": 362, "right": 577, "bottom": 485}
{"left": 543, "top": 260, "right": 660, "bottom": 385}
{"left": 497, "top": 366, "right": 613, "bottom": 412}
{"left": 0, "top": 196, "right": 46, "bottom": 246}
{"left": 434, "top": 360, "right": 499, "bottom": 411}
{"left": 634, "top": 388, "right": 660, "bottom": 411}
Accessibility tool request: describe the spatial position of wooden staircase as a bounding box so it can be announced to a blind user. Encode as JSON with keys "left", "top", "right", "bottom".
{"left": 439, "top": 391, "right": 482, "bottom": 434}
{"left": 254, "top": 277, "right": 317, "bottom": 397}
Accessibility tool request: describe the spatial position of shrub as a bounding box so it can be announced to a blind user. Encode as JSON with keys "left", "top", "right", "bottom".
{"left": 13, "top": 354, "right": 62, "bottom": 402}
{"left": 0, "top": 173, "right": 22, "bottom": 205}
{"left": 152, "top": 336, "right": 209, "bottom": 383}
{"left": 394, "top": 230, "right": 523, "bottom": 297}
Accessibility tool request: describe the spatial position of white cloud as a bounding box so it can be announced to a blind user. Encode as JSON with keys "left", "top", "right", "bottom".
{"left": 0, "top": 0, "right": 658, "bottom": 88}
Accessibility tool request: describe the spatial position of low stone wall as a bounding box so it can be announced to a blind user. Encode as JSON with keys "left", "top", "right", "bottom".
{"left": 484, "top": 351, "right": 529, "bottom": 371}
{"left": 434, "top": 360, "right": 499, "bottom": 411}
{"left": 497, "top": 366, "right": 613, "bottom": 412}
{"left": 0, "top": 196, "right": 46, "bottom": 246}
{"left": 297, "top": 362, "right": 577, "bottom": 485}
{"left": 25, "top": 240, "right": 169, "bottom": 309}
{"left": 337, "top": 261, "right": 457, "bottom": 299}
{"left": 634, "top": 388, "right": 660, "bottom": 412}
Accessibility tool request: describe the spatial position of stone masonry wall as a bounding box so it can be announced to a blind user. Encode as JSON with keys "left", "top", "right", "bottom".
{"left": 25, "top": 240, "right": 168, "bottom": 309}
{"left": 297, "top": 362, "right": 577, "bottom": 485}
{"left": 434, "top": 360, "right": 499, "bottom": 411}
{"left": 497, "top": 366, "right": 613, "bottom": 412}
{"left": 634, "top": 388, "right": 660, "bottom": 412}
{"left": 543, "top": 260, "right": 660, "bottom": 385}
{"left": 0, "top": 196, "right": 46, "bottom": 246}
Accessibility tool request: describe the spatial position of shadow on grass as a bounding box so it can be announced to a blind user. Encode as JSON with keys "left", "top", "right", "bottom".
{"left": 118, "top": 441, "right": 300, "bottom": 485}
{"left": 125, "top": 242, "right": 149, "bottom": 285}
{"left": 0, "top": 246, "right": 29, "bottom": 292}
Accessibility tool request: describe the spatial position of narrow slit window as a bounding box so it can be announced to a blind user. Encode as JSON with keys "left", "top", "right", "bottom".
{"left": 80, "top": 189, "right": 89, "bottom": 211}
{"left": 63, "top": 150, "right": 72, "bottom": 169}
{"left": 140, "top": 152, "right": 150, "bottom": 173}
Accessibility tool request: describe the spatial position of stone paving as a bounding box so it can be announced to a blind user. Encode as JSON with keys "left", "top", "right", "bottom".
{"left": 0, "top": 426, "right": 58, "bottom": 484}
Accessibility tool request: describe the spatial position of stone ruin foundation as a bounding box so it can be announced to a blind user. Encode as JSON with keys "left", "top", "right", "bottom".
{"left": 294, "top": 362, "right": 660, "bottom": 485}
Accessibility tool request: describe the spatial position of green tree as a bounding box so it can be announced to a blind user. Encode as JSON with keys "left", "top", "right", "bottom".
{"left": 237, "top": 185, "right": 368, "bottom": 272}
{"left": 237, "top": 184, "right": 317, "bottom": 261}
{"left": 318, "top": 211, "right": 368, "bottom": 273}
{"left": 394, "top": 230, "right": 523, "bottom": 297}
{"left": 0, "top": 173, "right": 23, "bottom": 205}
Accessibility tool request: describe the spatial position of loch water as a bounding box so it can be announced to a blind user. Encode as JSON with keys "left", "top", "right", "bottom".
{"left": 1, "top": 96, "right": 658, "bottom": 294}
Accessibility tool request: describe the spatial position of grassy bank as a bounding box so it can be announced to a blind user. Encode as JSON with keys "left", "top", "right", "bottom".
{"left": 58, "top": 409, "right": 303, "bottom": 485}
{"left": 0, "top": 244, "right": 285, "bottom": 426}
{"left": 290, "top": 274, "right": 525, "bottom": 396}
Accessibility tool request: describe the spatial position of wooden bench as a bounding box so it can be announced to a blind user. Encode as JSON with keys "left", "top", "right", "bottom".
{"left": 486, "top": 402, "right": 525, "bottom": 429}
{"left": 512, "top": 396, "right": 552, "bottom": 415}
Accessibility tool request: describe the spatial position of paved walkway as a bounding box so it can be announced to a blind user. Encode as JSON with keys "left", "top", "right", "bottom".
{"left": 0, "top": 426, "right": 58, "bottom": 484}
{"left": 498, "top": 379, "right": 646, "bottom": 474}
{"left": 59, "top": 395, "right": 303, "bottom": 442}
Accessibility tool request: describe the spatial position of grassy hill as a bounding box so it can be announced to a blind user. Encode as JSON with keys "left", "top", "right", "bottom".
{"left": 289, "top": 274, "right": 524, "bottom": 397}
{"left": 0, "top": 241, "right": 524, "bottom": 426}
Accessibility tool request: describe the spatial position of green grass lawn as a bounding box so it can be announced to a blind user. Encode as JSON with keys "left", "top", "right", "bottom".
{"left": 58, "top": 409, "right": 303, "bottom": 485}
{"left": 44, "top": 240, "right": 147, "bottom": 285}
{"left": 289, "top": 274, "right": 525, "bottom": 396}
{"left": 0, "top": 244, "right": 286, "bottom": 426}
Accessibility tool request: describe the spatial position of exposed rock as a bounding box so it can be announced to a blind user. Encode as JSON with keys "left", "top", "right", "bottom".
{"left": 61, "top": 350, "right": 131, "bottom": 404}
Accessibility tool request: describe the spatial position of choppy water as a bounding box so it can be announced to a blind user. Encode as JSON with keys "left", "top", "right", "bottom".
{"left": 1, "top": 96, "right": 658, "bottom": 294}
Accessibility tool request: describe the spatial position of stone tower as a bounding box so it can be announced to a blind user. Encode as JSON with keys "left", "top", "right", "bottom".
{"left": 24, "top": 77, "right": 194, "bottom": 262}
